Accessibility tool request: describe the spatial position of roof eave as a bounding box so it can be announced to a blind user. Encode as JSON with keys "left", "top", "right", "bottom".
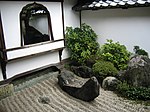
{"left": 72, "top": 0, "right": 150, "bottom": 11}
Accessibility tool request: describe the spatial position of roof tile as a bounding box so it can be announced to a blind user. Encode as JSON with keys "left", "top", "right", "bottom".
{"left": 73, "top": 0, "right": 150, "bottom": 11}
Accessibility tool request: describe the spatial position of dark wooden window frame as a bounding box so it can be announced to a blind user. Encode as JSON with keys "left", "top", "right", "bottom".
{"left": 0, "top": 12, "right": 7, "bottom": 80}
{"left": 1, "top": 0, "right": 64, "bottom": 2}
{"left": 20, "top": 2, "right": 54, "bottom": 46}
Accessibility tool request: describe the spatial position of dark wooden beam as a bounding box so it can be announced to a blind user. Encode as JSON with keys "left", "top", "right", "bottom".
{"left": 61, "top": 2, "right": 65, "bottom": 46}
{"left": 0, "top": 13, "right": 7, "bottom": 80}
{"left": 0, "top": 0, "right": 64, "bottom": 2}
{"left": 79, "top": 11, "right": 82, "bottom": 28}
{"left": 59, "top": 49, "right": 63, "bottom": 62}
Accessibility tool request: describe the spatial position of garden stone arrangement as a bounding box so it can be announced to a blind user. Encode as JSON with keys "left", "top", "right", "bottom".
{"left": 66, "top": 23, "right": 150, "bottom": 102}
{"left": 122, "top": 55, "right": 150, "bottom": 87}
{"left": 102, "top": 76, "right": 119, "bottom": 91}
{"left": 57, "top": 70, "right": 100, "bottom": 101}
{"left": 71, "top": 66, "right": 93, "bottom": 78}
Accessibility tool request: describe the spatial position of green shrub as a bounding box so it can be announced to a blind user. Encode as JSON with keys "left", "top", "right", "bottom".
{"left": 65, "top": 23, "right": 99, "bottom": 64}
{"left": 100, "top": 39, "right": 130, "bottom": 70}
{"left": 92, "top": 60, "right": 118, "bottom": 78}
{"left": 117, "top": 82, "right": 150, "bottom": 100}
{"left": 134, "top": 46, "right": 149, "bottom": 57}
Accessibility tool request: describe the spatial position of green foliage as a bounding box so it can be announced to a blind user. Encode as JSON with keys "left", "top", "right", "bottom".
{"left": 65, "top": 23, "right": 99, "bottom": 64}
{"left": 134, "top": 46, "right": 149, "bottom": 57}
{"left": 92, "top": 60, "right": 118, "bottom": 78}
{"left": 117, "top": 82, "right": 150, "bottom": 100}
{"left": 100, "top": 39, "right": 130, "bottom": 70}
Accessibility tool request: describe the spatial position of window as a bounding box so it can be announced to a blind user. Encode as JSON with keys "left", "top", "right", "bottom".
{"left": 20, "top": 2, "right": 54, "bottom": 46}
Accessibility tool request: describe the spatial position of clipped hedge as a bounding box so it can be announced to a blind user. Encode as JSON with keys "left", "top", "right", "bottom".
{"left": 92, "top": 60, "right": 118, "bottom": 84}
{"left": 92, "top": 61, "right": 118, "bottom": 76}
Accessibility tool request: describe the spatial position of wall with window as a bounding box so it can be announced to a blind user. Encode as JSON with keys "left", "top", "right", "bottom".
{"left": 0, "top": 1, "right": 64, "bottom": 49}
{"left": 0, "top": 0, "right": 79, "bottom": 80}
{"left": 81, "top": 7, "right": 150, "bottom": 54}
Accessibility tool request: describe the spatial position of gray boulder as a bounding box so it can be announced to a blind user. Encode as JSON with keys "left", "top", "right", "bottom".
{"left": 71, "top": 66, "right": 93, "bottom": 78}
{"left": 102, "top": 76, "right": 119, "bottom": 91}
{"left": 57, "top": 70, "right": 100, "bottom": 101}
{"left": 123, "top": 55, "right": 150, "bottom": 87}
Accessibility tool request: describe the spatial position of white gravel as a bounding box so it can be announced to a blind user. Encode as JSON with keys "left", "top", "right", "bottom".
{"left": 0, "top": 72, "right": 149, "bottom": 112}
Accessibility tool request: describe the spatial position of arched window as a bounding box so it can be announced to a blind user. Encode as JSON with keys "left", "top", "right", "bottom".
{"left": 20, "top": 2, "right": 54, "bottom": 46}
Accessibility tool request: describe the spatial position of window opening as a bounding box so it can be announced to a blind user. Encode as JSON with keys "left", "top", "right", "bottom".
{"left": 20, "top": 2, "right": 54, "bottom": 46}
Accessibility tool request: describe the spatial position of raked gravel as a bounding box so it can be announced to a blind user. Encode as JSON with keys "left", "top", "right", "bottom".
{"left": 0, "top": 72, "right": 149, "bottom": 112}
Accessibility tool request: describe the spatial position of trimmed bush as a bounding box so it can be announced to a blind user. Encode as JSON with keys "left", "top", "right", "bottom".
{"left": 92, "top": 60, "right": 118, "bottom": 84}
{"left": 92, "top": 61, "right": 118, "bottom": 76}
{"left": 100, "top": 39, "right": 130, "bottom": 70}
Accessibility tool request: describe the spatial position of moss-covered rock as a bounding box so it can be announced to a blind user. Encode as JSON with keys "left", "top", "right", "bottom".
{"left": 92, "top": 60, "right": 118, "bottom": 84}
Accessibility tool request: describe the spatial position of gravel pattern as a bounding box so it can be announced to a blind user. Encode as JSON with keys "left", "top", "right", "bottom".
{"left": 0, "top": 73, "right": 149, "bottom": 112}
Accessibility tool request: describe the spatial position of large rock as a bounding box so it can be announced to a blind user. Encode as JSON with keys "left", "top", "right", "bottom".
{"left": 102, "top": 76, "right": 119, "bottom": 91}
{"left": 71, "top": 66, "right": 93, "bottom": 78}
{"left": 57, "top": 70, "right": 100, "bottom": 101}
{"left": 123, "top": 55, "right": 150, "bottom": 87}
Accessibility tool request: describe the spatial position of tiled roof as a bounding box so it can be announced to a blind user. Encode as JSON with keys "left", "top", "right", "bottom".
{"left": 72, "top": 0, "right": 150, "bottom": 11}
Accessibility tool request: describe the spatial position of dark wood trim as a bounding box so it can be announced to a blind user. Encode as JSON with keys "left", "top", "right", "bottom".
{"left": 61, "top": 2, "right": 65, "bottom": 46}
{"left": 47, "top": 11, "right": 54, "bottom": 40}
{"left": 1, "top": 62, "right": 7, "bottom": 79}
{"left": 0, "top": 12, "right": 7, "bottom": 80}
{"left": 6, "top": 39, "right": 64, "bottom": 52}
{"left": 0, "top": 0, "right": 64, "bottom": 2}
{"left": 20, "top": 12, "right": 24, "bottom": 46}
{"left": 20, "top": 2, "right": 54, "bottom": 45}
{"left": 58, "top": 49, "right": 63, "bottom": 62}
{"left": 79, "top": 11, "right": 82, "bottom": 28}
{"left": 0, "top": 13, "right": 7, "bottom": 60}
{"left": 0, "top": 57, "right": 69, "bottom": 86}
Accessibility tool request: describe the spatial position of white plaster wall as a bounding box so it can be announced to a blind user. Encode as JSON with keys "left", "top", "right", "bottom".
{"left": 0, "top": 1, "right": 64, "bottom": 49}
{"left": 62, "top": 0, "right": 80, "bottom": 60}
{"left": 64, "top": 0, "right": 79, "bottom": 27}
{"left": 82, "top": 7, "right": 150, "bottom": 54}
{"left": 6, "top": 51, "right": 59, "bottom": 78}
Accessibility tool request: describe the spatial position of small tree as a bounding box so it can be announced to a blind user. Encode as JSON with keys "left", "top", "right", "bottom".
{"left": 100, "top": 39, "right": 130, "bottom": 70}
{"left": 133, "top": 46, "right": 149, "bottom": 57}
{"left": 65, "top": 23, "right": 99, "bottom": 64}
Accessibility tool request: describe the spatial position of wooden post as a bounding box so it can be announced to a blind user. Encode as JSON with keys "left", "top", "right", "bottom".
{"left": 0, "top": 13, "right": 7, "bottom": 80}
{"left": 79, "top": 10, "right": 82, "bottom": 28}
